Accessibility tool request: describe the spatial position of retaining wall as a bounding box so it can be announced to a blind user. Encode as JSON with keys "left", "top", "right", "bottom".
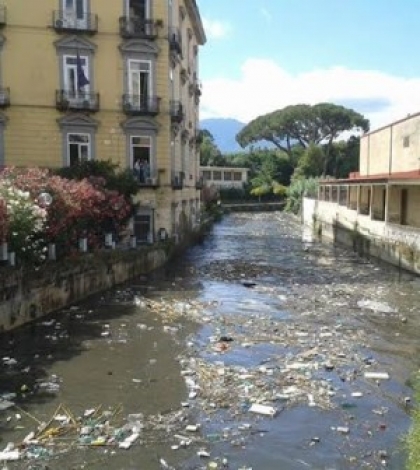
{"left": 303, "top": 197, "right": 420, "bottom": 276}
{"left": 0, "top": 244, "right": 173, "bottom": 332}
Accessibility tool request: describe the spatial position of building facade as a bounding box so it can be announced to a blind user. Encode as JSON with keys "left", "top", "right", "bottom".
{"left": 200, "top": 166, "right": 249, "bottom": 189}
{"left": 0, "top": 0, "right": 206, "bottom": 243}
{"left": 310, "top": 112, "right": 420, "bottom": 274}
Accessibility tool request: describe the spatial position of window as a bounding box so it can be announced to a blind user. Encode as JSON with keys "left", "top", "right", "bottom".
{"left": 134, "top": 214, "right": 152, "bottom": 242}
{"left": 62, "top": 0, "right": 88, "bottom": 27}
{"left": 128, "top": 59, "right": 151, "bottom": 107}
{"left": 64, "top": 54, "right": 90, "bottom": 95}
{"left": 213, "top": 171, "right": 221, "bottom": 181}
{"left": 233, "top": 172, "right": 242, "bottom": 181}
{"left": 67, "top": 133, "right": 90, "bottom": 166}
{"left": 202, "top": 170, "right": 211, "bottom": 180}
{"left": 126, "top": 0, "right": 149, "bottom": 20}
{"left": 403, "top": 136, "right": 410, "bottom": 148}
{"left": 131, "top": 136, "right": 152, "bottom": 183}
{"left": 224, "top": 172, "right": 232, "bottom": 181}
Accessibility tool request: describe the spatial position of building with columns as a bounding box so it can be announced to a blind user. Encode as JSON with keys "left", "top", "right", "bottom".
{"left": 309, "top": 112, "right": 420, "bottom": 274}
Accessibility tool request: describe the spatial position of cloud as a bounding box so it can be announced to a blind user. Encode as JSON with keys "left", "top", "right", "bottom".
{"left": 200, "top": 58, "right": 420, "bottom": 130}
{"left": 202, "top": 17, "right": 230, "bottom": 39}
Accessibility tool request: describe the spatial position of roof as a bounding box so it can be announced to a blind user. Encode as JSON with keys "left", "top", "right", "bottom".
{"left": 320, "top": 169, "right": 420, "bottom": 185}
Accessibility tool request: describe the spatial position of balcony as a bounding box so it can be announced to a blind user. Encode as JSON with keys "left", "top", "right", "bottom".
{"left": 119, "top": 17, "right": 161, "bottom": 40}
{"left": 0, "top": 88, "right": 10, "bottom": 108}
{"left": 52, "top": 10, "right": 98, "bottom": 34}
{"left": 170, "top": 100, "right": 184, "bottom": 123}
{"left": 172, "top": 172, "right": 185, "bottom": 190}
{"left": 132, "top": 168, "right": 159, "bottom": 188}
{"left": 0, "top": 6, "right": 7, "bottom": 27}
{"left": 169, "top": 27, "right": 182, "bottom": 56}
{"left": 56, "top": 90, "right": 100, "bottom": 112}
{"left": 122, "top": 95, "right": 160, "bottom": 116}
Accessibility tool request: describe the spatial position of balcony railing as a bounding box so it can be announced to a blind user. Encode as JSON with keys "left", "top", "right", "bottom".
{"left": 122, "top": 95, "right": 160, "bottom": 116}
{"left": 169, "top": 27, "right": 182, "bottom": 56}
{"left": 0, "top": 6, "right": 7, "bottom": 27}
{"left": 132, "top": 167, "right": 159, "bottom": 187}
{"left": 52, "top": 10, "right": 98, "bottom": 34}
{"left": 56, "top": 90, "right": 100, "bottom": 112}
{"left": 119, "top": 17, "right": 160, "bottom": 39}
{"left": 172, "top": 171, "right": 184, "bottom": 190}
{"left": 0, "top": 88, "right": 10, "bottom": 108}
{"left": 170, "top": 100, "right": 184, "bottom": 123}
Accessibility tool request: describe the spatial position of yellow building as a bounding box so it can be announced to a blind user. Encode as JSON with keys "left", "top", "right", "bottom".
{"left": 0, "top": 0, "right": 206, "bottom": 243}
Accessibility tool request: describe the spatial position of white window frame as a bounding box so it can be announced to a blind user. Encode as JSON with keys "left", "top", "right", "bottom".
{"left": 130, "top": 135, "right": 153, "bottom": 171}
{"left": 63, "top": 54, "right": 90, "bottom": 96}
{"left": 128, "top": 59, "right": 151, "bottom": 103}
{"left": 67, "top": 133, "right": 91, "bottom": 166}
{"left": 62, "top": 0, "right": 88, "bottom": 26}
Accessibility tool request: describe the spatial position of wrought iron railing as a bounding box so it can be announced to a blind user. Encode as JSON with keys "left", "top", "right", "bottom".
{"left": 56, "top": 90, "right": 100, "bottom": 112}
{"left": 52, "top": 10, "right": 98, "bottom": 34}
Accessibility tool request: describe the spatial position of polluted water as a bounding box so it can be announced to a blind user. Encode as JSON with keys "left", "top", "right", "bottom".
{"left": 0, "top": 212, "right": 419, "bottom": 469}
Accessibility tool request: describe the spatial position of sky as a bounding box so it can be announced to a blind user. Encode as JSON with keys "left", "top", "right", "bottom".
{"left": 196, "top": 0, "right": 420, "bottom": 130}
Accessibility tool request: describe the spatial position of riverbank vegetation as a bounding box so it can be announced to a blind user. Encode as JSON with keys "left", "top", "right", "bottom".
{"left": 407, "top": 376, "right": 420, "bottom": 470}
{"left": 200, "top": 102, "right": 367, "bottom": 212}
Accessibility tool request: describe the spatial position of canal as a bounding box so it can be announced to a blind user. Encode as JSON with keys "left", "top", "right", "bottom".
{"left": 1, "top": 212, "right": 420, "bottom": 469}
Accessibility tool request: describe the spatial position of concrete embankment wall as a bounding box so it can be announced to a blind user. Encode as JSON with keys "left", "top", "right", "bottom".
{"left": 303, "top": 197, "right": 420, "bottom": 276}
{"left": 0, "top": 243, "right": 174, "bottom": 333}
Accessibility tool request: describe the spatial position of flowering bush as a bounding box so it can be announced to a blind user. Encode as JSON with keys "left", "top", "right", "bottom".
{"left": 0, "top": 166, "right": 134, "bottom": 264}
{"left": 0, "top": 181, "right": 47, "bottom": 264}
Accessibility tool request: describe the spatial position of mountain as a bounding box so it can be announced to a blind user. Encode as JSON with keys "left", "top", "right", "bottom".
{"left": 199, "top": 118, "right": 246, "bottom": 154}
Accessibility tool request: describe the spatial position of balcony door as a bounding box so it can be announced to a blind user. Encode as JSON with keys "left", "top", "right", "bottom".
{"left": 126, "top": 0, "right": 149, "bottom": 20}
{"left": 63, "top": 55, "right": 90, "bottom": 105}
{"left": 128, "top": 60, "right": 151, "bottom": 109}
{"left": 131, "top": 136, "right": 152, "bottom": 184}
{"left": 63, "top": 0, "right": 87, "bottom": 29}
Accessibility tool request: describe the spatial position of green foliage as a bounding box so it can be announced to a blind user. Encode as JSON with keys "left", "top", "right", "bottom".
{"left": 54, "top": 160, "right": 138, "bottom": 199}
{"left": 219, "top": 186, "right": 250, "bottom": 202}
{"left": 285, "top": 177, "right": 319, "bottom": 214}
{"left": 236, "top": 102, "right": 369, "bottom": 176}
{"left": 407, "top": 375, "right": 420, "bottom": 470}
{"left": 292, "top": 144, "right": 325, "bottom": 180}
{"left": 329, "top": 136, "right": 360, "bottom": 178}
{"left": 272, "top": 181, "right": 287, "bottom": 197}
{"left": 199, "top": 129, "right": 225, "bottom": 166}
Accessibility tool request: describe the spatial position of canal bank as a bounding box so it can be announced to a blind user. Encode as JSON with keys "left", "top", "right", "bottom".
{"left": 0, "top": 219, "right": 213, "bottom": 333}
{"left": 1, "top": 212, "right": 419, "bottom": 469}
{"left": 303, "top": 197, "right": 420, "bottom": 277}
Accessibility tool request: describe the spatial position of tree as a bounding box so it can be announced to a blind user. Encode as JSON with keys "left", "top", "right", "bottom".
{"left": 199, "top": 129, "right": 224, "bottom": 166}
{"left": 236, "top": 103, "right": 369, "bottom": 176}
{"left": 292, "top": 144, "right": 325, "bottom": 180}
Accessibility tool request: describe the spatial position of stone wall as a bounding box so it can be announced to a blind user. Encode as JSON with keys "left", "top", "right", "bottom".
{"left": 0, "top": 244, "right": 173, "bottom": 333}
{"left": 303, "top": 197, "right": 420, "bottom": 276}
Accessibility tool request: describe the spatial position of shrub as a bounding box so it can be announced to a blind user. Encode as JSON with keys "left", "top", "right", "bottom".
{"left": 285, "top": 177, "right": 319, "bottom": 214}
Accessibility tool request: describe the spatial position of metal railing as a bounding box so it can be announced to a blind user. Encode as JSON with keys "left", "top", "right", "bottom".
{"left": 169, "top": 27, "right": 182, "bottom": 55}
{"left": 52, "top": 10, "right": 98, "bottom": 34}
{"left": 122, "top": 95, "right": 160, "bottom": 116}
{"left": 119, "top": 17, "right": 159, "bottom": 39}
{"left": 56, "top": 90, "right": 100, "bottom": 112}
{"left": 170, "top": 100, "right": 184, "bottom": 123}
{"left": 171, "top": 171, "right": 184, "bottom": 190}
{"left": 132, "top": 167, "right": 159, "bottom": 187}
